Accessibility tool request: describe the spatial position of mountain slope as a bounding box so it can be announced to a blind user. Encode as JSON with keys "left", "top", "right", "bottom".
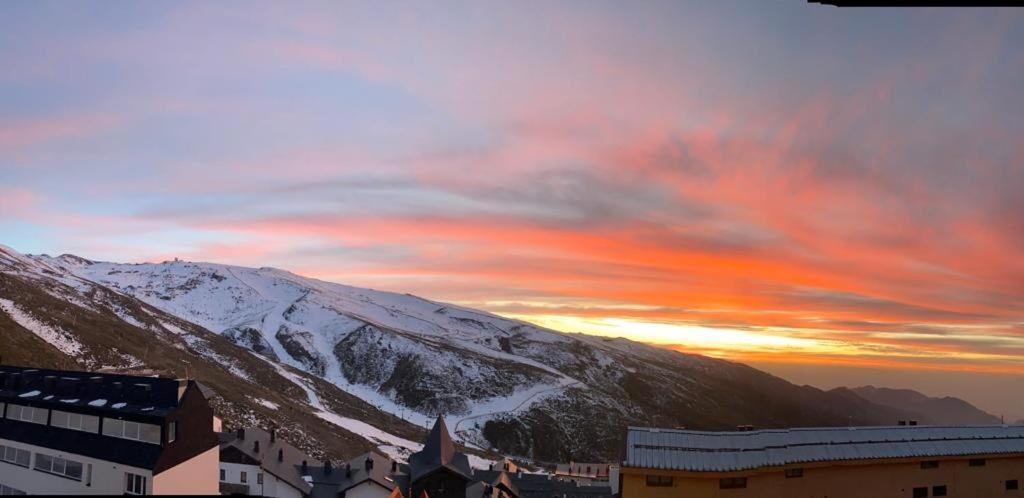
{"left": 847, "top": 386, "right": 1000, "bottom": 425}
{"left": 0, "top": 245, "right": 456, "bottom": 464}
{"left": 4, "top": 247, "right": 953, "bottom": 462}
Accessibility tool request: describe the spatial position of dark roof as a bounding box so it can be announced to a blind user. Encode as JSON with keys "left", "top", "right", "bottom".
{"left": 308, "top": 451, "right": 397, "bottom": 498}
{"left": 0, "top": 365, "right": 184, "bottom": 420}
{"left": 471, "top": 471, "right": 615, "bottom": 498}
{"left": 408, "top": 416, "right": 472, "bottom": 482}
{"left": 220, "top": 427, "right": 313, "bottom": 494}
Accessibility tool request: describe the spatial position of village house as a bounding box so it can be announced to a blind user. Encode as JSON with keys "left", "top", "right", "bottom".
{"left": 306, "top": 450, "right": 396, "bottom": 498}
{"left": 219, "top": 427, "right": 313, "bottom": 498}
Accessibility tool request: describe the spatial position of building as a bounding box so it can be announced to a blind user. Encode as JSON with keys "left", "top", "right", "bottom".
{"left": 0, "top": 365, "right": 220, "bottom": 495}
{"left": 621, "top": 425, "right": 1024, "bottom": 498}
{"left": 398, "top": 416, "right": 473, "bottom": 498}
{"left": 553, "top": 462, "right": 619, "bottom": 490}
{"left": 389, "top": 416, "right": 615, "bottom": 498}
{"left": 307, "top": 450, "right": 396, "bottom": 498}
{"left": 473, "top": 469, "right": 615, "bottom": 498}
{"left": 219, "top": 427, "right": 314, "bottom": 498}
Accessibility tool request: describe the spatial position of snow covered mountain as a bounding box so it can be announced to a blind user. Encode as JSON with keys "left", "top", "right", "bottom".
{"left": 2, "top": 245, "right": 987, "bottom": 463}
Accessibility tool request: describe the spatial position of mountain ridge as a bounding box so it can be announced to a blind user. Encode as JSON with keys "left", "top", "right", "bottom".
{"left": 0, "top": 244, "right": 1003, "bottom": 463}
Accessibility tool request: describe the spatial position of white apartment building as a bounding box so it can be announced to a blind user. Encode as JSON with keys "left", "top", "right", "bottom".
{"left": 0, "top": 365, "right": 220, "bottom": 495}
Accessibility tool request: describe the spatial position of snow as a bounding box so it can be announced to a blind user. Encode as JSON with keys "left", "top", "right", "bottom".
{"left": 253, "top": 398, "right": 279, "bottom": 410}
{"left": 18, "top": 390, "right": 41, "bottom": 398}
{"left": 255, "top": 355, "right": 496, "bottom": 465}
{"left": 18, "top": 247, "right": 646, "bottom": 460}
{"left": 112, "top": 402, "right": 127, "bottom": 409}
{"left": 88, "top": 399, "right": 107, "bottom": 407}
{"left": 60, "top": 399, "right": 79, "bottom": 403}
{"left": 0, "top": 298, "right": 85, "bottom": 356}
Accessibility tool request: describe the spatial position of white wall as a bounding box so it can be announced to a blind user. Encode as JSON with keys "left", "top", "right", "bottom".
{"left": 220, "top": 461, "right": 304, "bottom": 498}
{"left": 0, "top": 437, "right": 152, "bottom": 495}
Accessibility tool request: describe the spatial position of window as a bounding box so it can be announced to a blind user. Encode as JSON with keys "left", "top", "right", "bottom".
{"left": 645, "top": 475, "right": 673, "bottom": 487}
{"left": 1008, "top": 480, "right": 1020, "bottom": 490}
{"left": 920, "top": 460, "right": 939, "bottom": 469}
{"left": 34, "top": 453, "right": 83, "bottom": 481}
{"left": 5, "top": 404, "right": 48, "bottom": 425}
{"left": 220, "top": 469, "right": 225, "bottom": 481}
{"left": 785, "top": 468, "right": 803, "bottom": 478}
{"left": 257, "top": 473, "right": 263, "bottom": 485}
{"left": 0, "top": 483, "right": 26, "bottom": 496}
{"left": 50, "top": 410, "right": 99, "bottom": 433}
{"left": 968, "top": 458, "right": 986, "bottom": 467}
{"left": 912, "top": 487, "right": 928, "bottom": 498}
{"left": 719, "top": 477, "right": 747, "bottom": 489}
{"left": 125, "top": 472, "right": 147, "bottom": 495}
{"left": 932, "top": 485, "right": 947, "bottom": 496}
{"left": 168, "top": 421, "right": 177, "bottom": 443}
{"left": 102, "top": 419, "right": 161, "bottom": 444}
{"left": 241, "top": 471, "right": 248, "bottom": 483}
{"left": 0, "top": 446, "right": 31, "bottom": 468}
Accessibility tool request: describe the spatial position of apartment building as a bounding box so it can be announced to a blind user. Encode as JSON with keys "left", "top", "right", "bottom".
{"left": 0, "top": 365, "right": 220, "bottom": 495}
{"left": 621, "top": 425, "right": 1024, "bottom": 498}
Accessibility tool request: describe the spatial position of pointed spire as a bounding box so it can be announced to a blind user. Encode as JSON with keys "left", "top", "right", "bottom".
{"left": 422, "top": 415, "right": 455, "bottom": 465}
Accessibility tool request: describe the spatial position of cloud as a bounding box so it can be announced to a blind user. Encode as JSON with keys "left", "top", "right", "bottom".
{"left": 1, "top": 1, "right": 1022, "bottom": 377}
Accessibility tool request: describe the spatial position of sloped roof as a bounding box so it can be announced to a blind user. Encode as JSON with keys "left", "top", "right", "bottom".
{"left": 625, "top": 425, "right": 1024, "bottom": 472}
{"left": 490, "top": 471, "right": 519, "bottom": 497}
{"left": 307, "top": 451, "right": 396, "bottom": 498}
{"left": 220, "top": 427, "right": 313, "bottom": 494}
{"left": 409, "top": 416, "right": 472, "bottom": 482}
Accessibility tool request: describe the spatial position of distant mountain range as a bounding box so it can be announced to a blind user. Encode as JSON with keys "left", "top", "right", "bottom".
{"left": 0, "top": 244, "right": 1003, "bottom": 464}
{"left": 845, "top": 386, "right": 1000, "bottom": 426}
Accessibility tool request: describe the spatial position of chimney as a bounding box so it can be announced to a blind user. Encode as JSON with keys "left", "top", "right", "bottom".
{"left": 909, "top": 420, "right": 918, "bottom": 426}
{"left": 278, "top": 449, "right": 284, "bottom": 462}
{"left": 366, "top": 456, "right": 374, "bottom": 471}
{"left": 345, "top": 463, "right": 352, "bottom": 478}
{"left": 301, "top": 460, "right": 308, "bottom": 474}
{"left": 253, "top": 440, "right": 260, "bottom": 453}
{"left": 237, "top": 428, "right": 246, "bottom": 440}
{"left": 324, "top": 460, "right": 332, "bottom": 475}
{"left": 270, "top": 428, "right": 276, "bottom": 443}
{"left": 392, "top": 461, "right": 398, "bottom": 473}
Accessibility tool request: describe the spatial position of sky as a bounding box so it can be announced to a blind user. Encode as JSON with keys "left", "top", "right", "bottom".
{"left": 1, "top": 1, "right": 1022, "bottom": 419}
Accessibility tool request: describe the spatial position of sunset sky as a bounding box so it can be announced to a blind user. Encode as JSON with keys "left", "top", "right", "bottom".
{"left": 1, "top": 2, "right": 1022, "bottom": 418}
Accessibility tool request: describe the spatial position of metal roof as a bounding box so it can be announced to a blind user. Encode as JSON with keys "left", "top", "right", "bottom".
{"left": 624, "top": 425, "right": 1024, "bottom": 472}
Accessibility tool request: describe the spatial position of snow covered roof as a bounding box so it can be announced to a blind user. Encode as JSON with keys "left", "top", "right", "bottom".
{"left": 0, "top": 365, "right": 184, "bottom": 417}
{"left": 625, "top": 425, "right": 1024, "bottom": 472}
